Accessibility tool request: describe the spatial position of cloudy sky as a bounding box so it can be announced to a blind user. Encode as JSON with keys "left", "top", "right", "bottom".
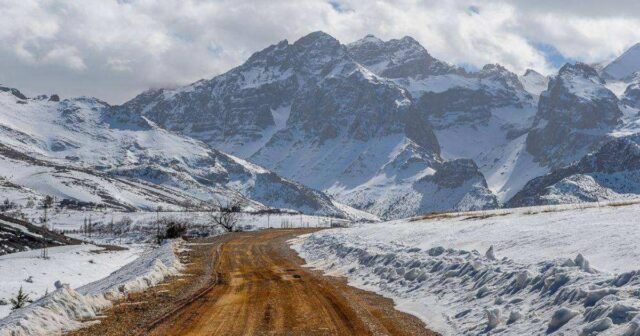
{"left": 1, "top": 0, "right": 640, "bottom": 104}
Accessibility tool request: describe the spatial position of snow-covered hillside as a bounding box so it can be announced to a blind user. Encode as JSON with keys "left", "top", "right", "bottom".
{"left": 0, "top": 87, "right": 366, "bottom": 219}
{"left": 603, "top": 43, "right": 640, "bottom": 80}
{"left": 293, "top": 201, "right": 640, "bottom": 335}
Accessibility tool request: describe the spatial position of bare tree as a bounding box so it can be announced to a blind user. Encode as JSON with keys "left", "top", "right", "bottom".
{"left": 208, "top": 194, "right": 245, "bottom": 232}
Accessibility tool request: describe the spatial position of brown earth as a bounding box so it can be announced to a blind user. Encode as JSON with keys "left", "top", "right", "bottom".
{"left": 72, "top": 229, "right": 439, "bottom": 336}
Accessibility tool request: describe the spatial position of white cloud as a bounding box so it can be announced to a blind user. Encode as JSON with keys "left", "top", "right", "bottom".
{"left": 0, "top": 0, "right": 639, "bottom": 103}
{"left": 42, "top": 46, "right": 87, "bottom": 71}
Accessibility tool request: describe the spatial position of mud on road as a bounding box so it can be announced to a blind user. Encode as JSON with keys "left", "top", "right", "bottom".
{"left": 73, "top": 229, "right": 438, "bottom": 336}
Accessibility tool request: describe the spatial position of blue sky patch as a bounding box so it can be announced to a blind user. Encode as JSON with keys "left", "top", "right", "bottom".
{"left": 533, "top": 42, "right": 573, "bottom": 68}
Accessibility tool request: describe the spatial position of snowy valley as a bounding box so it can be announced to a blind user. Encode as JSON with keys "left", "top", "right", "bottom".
{"left": 2, "top": 28, "right": 640, "bottom": 336}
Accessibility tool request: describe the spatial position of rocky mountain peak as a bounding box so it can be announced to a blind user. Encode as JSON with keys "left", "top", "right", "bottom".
{"left": 523, "top": 69, "right": 542, "bottom": 77}
{"left": 347, "top": 34, "right": 455, "bottom": 79}
{"left": 478, "top": 64, "right": 524, "bottom": 91}
{"left": 244, "top": 39, "right": 290, "bottom": 65}
{"left": 290, "top": 31, "right": 347, "bottom": 75}
{"left": 520, "top": 69, "right": 549, "bottom": 96}
{"left": 526, "top": 62, "right": 621, "bottom": 167}
{"left": 354, "top": 34, "right": 384, "bottom": 45}
{"left": 558, "top": 62, "right": 604, "bottom": 84}
{"left": 292, "top": 31, "right": 342, "bottom": 53}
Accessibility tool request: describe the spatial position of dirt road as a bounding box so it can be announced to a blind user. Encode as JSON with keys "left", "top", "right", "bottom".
{"left": 149, "top": 229, "right": 437, "bottom": 336}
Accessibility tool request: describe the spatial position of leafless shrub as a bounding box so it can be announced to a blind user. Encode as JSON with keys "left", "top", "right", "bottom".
{"left": 208, "top": 194, "right": 245, "bottom": 232}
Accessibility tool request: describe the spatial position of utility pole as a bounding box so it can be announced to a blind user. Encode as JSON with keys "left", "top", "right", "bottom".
{"left": 41, "top": 196, "right": 51, "bottom": 259}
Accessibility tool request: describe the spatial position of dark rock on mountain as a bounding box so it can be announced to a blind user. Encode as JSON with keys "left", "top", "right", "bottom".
{"left": 346, "top": 34, "right": 459, "bottom": 79}
{"left": 622, "top": 75, "right": 640, "bottom": 108}
{"left": 0, "top": 86, "right": 27, "bottom": 100}
{"left": 526, "top": 63, "right": 622, "bottom": 168}
{"left": 508, "top": 137, "right": 640, "bottom": 207}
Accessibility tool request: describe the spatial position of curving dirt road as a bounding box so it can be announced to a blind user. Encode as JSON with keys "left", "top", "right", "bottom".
{"left": 149, "top": 229, "right": 437, "bottom": 336}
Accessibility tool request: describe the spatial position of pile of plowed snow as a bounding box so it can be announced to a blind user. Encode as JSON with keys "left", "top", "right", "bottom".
{"left": 292, "top": 202, "right": 640, "bottom": 335}
{"left": 0, "top": 240, "right": 182, "bottom": 336}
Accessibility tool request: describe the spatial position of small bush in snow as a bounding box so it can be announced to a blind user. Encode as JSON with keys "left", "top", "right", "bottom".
{"left": 165, "top": 221, "right": 187, "bottom": 239}
{"left": 10, "top": 287, "right": 32, "bottom": 310}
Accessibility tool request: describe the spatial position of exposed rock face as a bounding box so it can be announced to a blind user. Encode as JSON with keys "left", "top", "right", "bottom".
{"left": 622, "top": 75, "right": 640, "bottom": 108}
{"left": 508, "top": 137, "right": 640, "bottom": 207}
{"left": 336, "top": 155, "right": 497, "bottom": 219}
{"left": 0, "top": 86, "right": 27, "bottom": 100}
{"left": 413, "top": 65, "right": 531, "bottom": 129}
{"left": 526, "top": 63, "right": 622, "bottom": 168}
{"left": 286, "top": 63, "right": 417, "bottom": 143}
{"left": 346, "top": 34, "right": 458, "bottom": 79}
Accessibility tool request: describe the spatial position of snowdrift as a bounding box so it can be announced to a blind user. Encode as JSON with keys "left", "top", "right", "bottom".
{"left": 0, "top": 240, "right": 182, "bottom": 336}
{"left": 292, "top": 203, "right": 640, "bottom": 335}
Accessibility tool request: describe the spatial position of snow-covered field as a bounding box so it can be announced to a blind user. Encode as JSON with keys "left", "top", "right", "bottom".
{"left": 0, "top": 241, "right": 182, "bottom": 335}
{"left": 0, "top": 244, "right": 141, "bottom": 319}
{"left": 292, "top": 201, "right": 640, "bottom": 335}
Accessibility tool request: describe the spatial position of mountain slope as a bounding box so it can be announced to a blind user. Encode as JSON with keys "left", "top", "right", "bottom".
{"left": 519, "top": 69, "right": 549, "bottom": 97}
{"left": 0, "top": 87, "right": 367, "bottom": 219}
{"left": 603, "top": 43, "right": 640, "bottom": 80}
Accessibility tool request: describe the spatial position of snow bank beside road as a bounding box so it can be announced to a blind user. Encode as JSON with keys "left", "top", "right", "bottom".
{"left": 0, "top": 244, "right": 140, "bottom": 319}
{"left": 292, "top": 203, "right": 640, "bottom": 335}
{"left": 0, "top": 241, "right": 182, "bottom": 336}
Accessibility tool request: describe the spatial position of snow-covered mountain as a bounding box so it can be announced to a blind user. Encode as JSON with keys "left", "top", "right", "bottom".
{"left": 5, "top": 31, "right": 640, "bottom": 218}
{"left": 603, "top": 43, "right": 640, "bottom": 80}
{"left": 117, "top": 32, "right": 640, "bottom": 216}
{"left": 346, "top": 34, "right": 460, "bottom": 79}
{"left": 526, "top": 63, "right": 622, "bottom": 168}
{"left": 519, "top": 69, "right": 549, "bottom": 97}
{"left": 0, "top": 86, "right": 368, "bottom": 219}
{"left": 119, "top": 32, "right": 499, "bottom": 219}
